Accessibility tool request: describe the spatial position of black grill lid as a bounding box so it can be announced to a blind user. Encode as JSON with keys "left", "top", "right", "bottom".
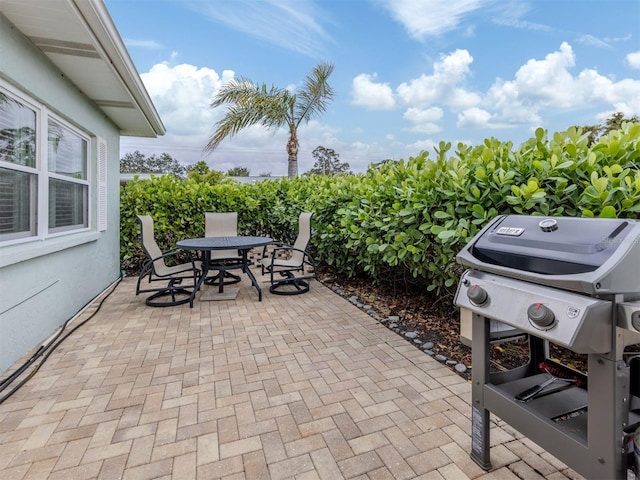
{"left": 473, "top": 215, "right": 630, "bottom": 274}
{"left": 456, "top": 215, "right": 640, "bottom": 294}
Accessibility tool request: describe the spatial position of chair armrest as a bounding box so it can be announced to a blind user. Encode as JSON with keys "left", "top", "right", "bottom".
{"left": 261, "top": 241, "right": 283, "bottom": 255}
{"left": 268, "top": 245, "right": 315, "bottom": 268}
{"left": 148, "top": 249, "right": 201, "bottom": 272}
{"left": 271, "top": 244, "right": 301, "bottom": 255}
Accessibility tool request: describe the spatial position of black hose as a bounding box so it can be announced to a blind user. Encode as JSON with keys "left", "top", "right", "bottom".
{"left": 0, "top": 274, "right": 123, "bottom": 405}
{"left": 0, "top": 345, "right": 45, "bottom": 392}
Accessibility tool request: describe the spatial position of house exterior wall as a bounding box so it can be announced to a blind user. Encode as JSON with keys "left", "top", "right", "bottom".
{"left": 0, "top": 14, "right": 122, "bottom": 373}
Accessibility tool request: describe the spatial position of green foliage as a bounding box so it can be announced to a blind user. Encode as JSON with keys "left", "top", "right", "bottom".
{"left": 226, "top": 166, "right": 250, "bottom": 176}
{"left": 578, "top": 112, "right": 640, "bottom": 146}
{"left": 120, "top": 150, "right": 187, "bottom": 178}
{"left": 186, "top": 161, "right": 225, "bottom": 184}
{"left": 121, "top": 121, "right": 640, "bottom": 302}
{"left": 306, "top": 146, "right": 351, "bottom": 176}
{"left": 120, "top": 175, "right": 312, "bottom": 273}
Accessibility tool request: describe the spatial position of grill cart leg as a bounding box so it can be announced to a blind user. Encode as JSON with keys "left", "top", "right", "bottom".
{"left": 471, "top": 313, "right": 492, "bottom": 470}
{"left": 586, "top": 352, "right": 632, "bottom": 479}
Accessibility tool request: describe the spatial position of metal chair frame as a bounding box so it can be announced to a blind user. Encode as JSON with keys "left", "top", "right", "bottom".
{"left": 204, "top": 212, "right": 244, "bottom": 287}
{"left": 261, "top": 212, "right": 316, "bottom": 295}
{"left": 135, "top": 215, "right": 200, "bottom": 307}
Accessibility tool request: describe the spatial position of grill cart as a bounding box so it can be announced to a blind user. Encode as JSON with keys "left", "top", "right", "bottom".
{"left": 454, "top": 215, "right": 640, "bottom": 479}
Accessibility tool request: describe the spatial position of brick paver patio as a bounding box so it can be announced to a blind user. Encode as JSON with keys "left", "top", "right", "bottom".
{"left": 0, "top": 274, "right": 585, "bottom": 479}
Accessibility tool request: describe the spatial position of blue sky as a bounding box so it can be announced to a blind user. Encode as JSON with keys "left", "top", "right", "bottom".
{"left": 105, "top": 0, "right": 640, "bottom": 176}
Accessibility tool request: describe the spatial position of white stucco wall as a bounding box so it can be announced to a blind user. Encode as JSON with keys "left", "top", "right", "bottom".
{"left": 0, "top": 14, "right": 122, "bottom": 373}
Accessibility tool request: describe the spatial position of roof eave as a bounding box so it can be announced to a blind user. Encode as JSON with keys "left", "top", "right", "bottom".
{"left": 73, "top": 0, "right": 165, "bottom": 137}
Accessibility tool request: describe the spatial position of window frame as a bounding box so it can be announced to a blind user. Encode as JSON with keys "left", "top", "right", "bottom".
{"left": 0, "top": 81, "right": 93, "bottom": 246}
{"left": 46, "top": 113, "right": 90, "bottom": 235}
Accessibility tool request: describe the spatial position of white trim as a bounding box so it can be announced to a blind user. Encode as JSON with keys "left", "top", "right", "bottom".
{"left": 0, "top": 81, "right": 93, "bottom": 245}
{"left": 0, "top": 231, "right": 100, "bottom": 268}
{"left": 97, "top": 137, "right": 107, "bottom": 231}
{"left": 0, "top": 0, "right": 164, "bottom": 137}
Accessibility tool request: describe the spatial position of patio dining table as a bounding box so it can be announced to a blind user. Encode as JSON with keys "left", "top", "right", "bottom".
{"left": 177, "top": 235, "right": 272, "bottom": 307}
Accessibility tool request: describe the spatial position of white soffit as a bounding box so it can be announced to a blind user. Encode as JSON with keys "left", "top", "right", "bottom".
{"left": 0, "top": 0, "right": 165, "bottom": 137}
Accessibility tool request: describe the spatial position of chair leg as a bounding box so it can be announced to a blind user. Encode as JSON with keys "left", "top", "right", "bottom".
{"left": 268, "top": 271, "right": 311, "bottom": 295}
{"left": 144, "top": 278, "right": 193, "bottom": 307}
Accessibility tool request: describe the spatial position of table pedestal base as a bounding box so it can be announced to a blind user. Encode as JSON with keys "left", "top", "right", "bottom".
{"left": 200, "top": 286, "right": 240, "bottom": 301}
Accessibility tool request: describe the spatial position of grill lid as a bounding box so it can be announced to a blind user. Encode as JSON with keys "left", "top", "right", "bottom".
{"left": 473, "top": 215, "right": 630, "bottom": 274}
{"left": 456, "top": 215, "right": 640, "bottom": 295}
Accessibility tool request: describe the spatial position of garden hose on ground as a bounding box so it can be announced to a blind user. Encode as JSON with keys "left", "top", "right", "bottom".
{"left": 0, "top": 273, "right": 124, "bottom": 405}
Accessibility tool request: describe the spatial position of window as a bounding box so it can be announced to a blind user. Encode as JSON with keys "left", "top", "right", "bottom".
{"left": 48, "top": 120, "right": 88, "bottom": 233}
{"left": 0, "top": 85, "right": 91, "bottom": 244}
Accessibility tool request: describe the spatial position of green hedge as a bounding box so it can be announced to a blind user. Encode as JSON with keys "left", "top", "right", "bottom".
{"left": 121, "top": 122, "right": 640, "bottom": 300}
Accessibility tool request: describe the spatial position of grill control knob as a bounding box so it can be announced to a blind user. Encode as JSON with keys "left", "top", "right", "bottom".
{"left": 467, "top": 284, "right": 488, "bottom": 305}
{"left": 527, "top": 303, "right": 555, "bottom": 328}
{"left": 539, "top": 218, "right": 558, "bottom": 232}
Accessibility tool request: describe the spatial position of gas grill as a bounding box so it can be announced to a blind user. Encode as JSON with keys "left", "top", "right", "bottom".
{"left": 453, "top": 215, "right": 640, "bottom": 479}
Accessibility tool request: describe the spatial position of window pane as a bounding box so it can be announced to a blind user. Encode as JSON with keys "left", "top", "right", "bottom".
{"left": 48, "top": 178, "right": 87, "bottom": 232}
{"left": 0, "top": 167, "right": 37, "bottom": 240}
{"left": 48, "top": 120, "right": 87, "bottom": 180}
{"left": 0, "top": 92, "right": 37, "bottom": 167}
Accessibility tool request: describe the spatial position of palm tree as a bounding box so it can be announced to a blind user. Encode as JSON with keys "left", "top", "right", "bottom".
{"left": 204, "top": 62, "right": 334, "bottom": 178}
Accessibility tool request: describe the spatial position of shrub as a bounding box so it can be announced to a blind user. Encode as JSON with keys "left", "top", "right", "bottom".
{"left": 121, "top": 122, "right": 640, "bottom": 300}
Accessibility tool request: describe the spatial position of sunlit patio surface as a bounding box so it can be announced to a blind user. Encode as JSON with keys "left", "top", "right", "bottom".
{"left": 0, "top": 273, "right": 585, "bottom": 479}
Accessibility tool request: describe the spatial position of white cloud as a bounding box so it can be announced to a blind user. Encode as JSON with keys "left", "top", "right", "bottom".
{"left": 378, "top": 0, "right": 488, "bottom": 40}
{"left": 483, "top": 42, "right": 640, "bottom": 124}
{"left": 351, "top": 73, "right": 396, "bottom": 110}
{"left": 403, "top": 107, "right": 443, "bottom": 133}
{"left": 141, "top": 63, "right": 234, "bottom": 136}
{"left": 456, "top": 107, "right": 492, "bottom": 128}
{"left": 121, "top": 62, "right": 296, "bottom": 174}
{"left": 403, "top": 107, "right": 443, "bottom": 123}
{"left": 185, "top": 0, "right": 332, "bottom": 57}
{"left": 407, "top": 123, "right": 442, "bottom": 134}
{"left": 123, "top": 39, "right": 163, "bottom": 49}
{"left": 576, "top": 34, "right": 610, "bottom": 48}
{"left": 627, "top": 51, "right": 640, "bottom": 69}
{"left": 609, "top": 79, "right": 640, "bottom": 116}
{"left": 406, "top": 139, "right": 437, "bottom": 155}
{"left": 510, "top": 42, "right": 577, "bottom": 107}
{"left": 396, "top": 49, "right": 479, "bottom": 108}
{"left": 448, "top": 88, "right": 482, "bottom": 109}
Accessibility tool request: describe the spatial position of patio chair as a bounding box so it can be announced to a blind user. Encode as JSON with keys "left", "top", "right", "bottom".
{"left": 260, "top": 212, "right": 317, "bottom": 295}
{"left": 204, "top": 212, "right": 243, "bottom": 287}
{"left": 135, "top": 215, "right": 201, "bottom": 307}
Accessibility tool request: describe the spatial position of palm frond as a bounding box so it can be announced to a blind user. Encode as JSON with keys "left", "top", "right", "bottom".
{"left": 204, "top": 61, "right": 335, "bottom": 176}
{"left": 209, "top": 78, "right": 258, "bottom": 109}
{"left": 205, "top": 80, "right": 291, "bottom": 152}
{"left": 295, "top": 62, "right": 334, "bottom": 128}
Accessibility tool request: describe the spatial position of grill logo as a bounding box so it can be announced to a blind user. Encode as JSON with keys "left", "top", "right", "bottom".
{"left": 496, "top": 226, "right": 524, "bottom": 236}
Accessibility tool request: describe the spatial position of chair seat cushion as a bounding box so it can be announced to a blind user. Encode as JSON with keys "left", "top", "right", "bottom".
{"left": 156, "top": 260, "right": 202, "bottom": 277}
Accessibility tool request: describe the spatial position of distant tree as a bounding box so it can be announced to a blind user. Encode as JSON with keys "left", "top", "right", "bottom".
{"left": 226, "top": 166, "right": 250, "bottom": 176}
{"left": 306, "top": 146, "right": 351, "bottom": 176}
{"left": 186, "top": 160, "right": 210, "bottom": 175}
{"left": 205, "top": 62, "right": 335, "bottom": 178}
{"left": 367, "top": 159, "right": 399, "bottom": 170}
{"left": 186, "top": 161, "right": 224, "bottom": 184}
{"left": 579, "top": 112, "right": 640, "bottom": 146}
{"left": 120, "top": 150, "right": 186, "bottom": 178}
{"left": 258, "top": 172, "right": 272, "bottom": 177}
